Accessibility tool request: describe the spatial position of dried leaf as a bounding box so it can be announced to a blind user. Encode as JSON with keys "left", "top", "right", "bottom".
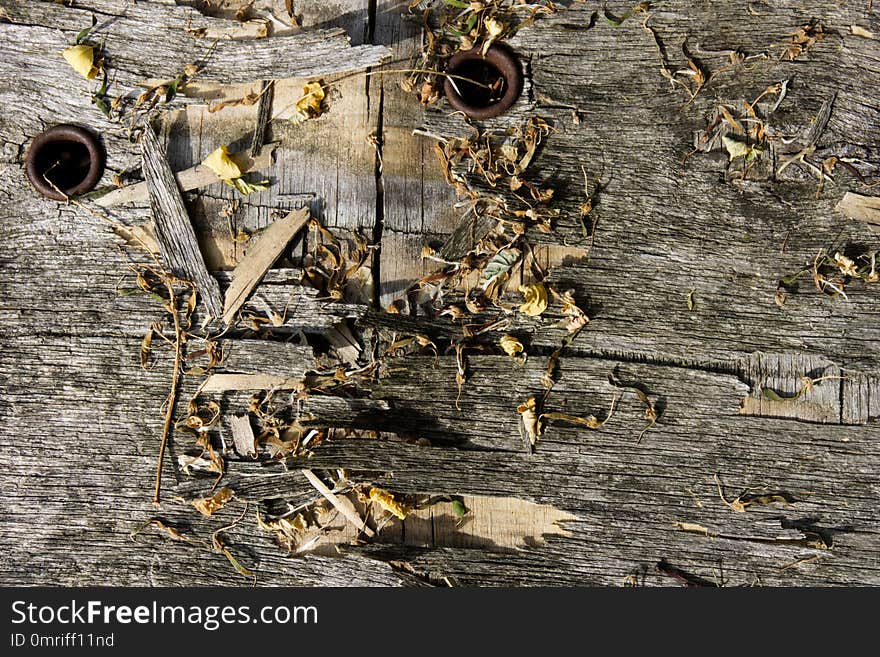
{"left": 192, "top": 487, "right": 234, "bottom": 517}
{"left": 519, "top": 282, "right": 549, "bottom": 316}
{"left": 499, "top": 334, "right": 524, "bottom": 357}
{"left": 722, "top": 135, "right": 751, "bottom": 161}
{"left": 369, "top": 488, "right": 409, "bottom": 519}
{"left": 517, "top": 396, "right": 543, "bottom": 445}
{"left": 139, "top": 328, "right": 153, "bottom": 370}
{"left": 225, "top": 177, "right": 270, "bottom": 196}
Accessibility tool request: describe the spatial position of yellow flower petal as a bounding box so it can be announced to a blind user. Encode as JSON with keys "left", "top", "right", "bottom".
{"left": 62, "top": 44, "right": 98, "bottom": 80}
{"left": 295, "top": 81, "right": 325, "bottom": 120}
{"left": 518, "top": 283, "right": 548, "bottom": 316}
{"left": 202, "top": 145, "right": 243, "bottom": 181}
{"left": 499, "top": 335, "right": 524, "bottom": 357}
{"left": 369, "top": 488, "right": 409, "bottom": 519}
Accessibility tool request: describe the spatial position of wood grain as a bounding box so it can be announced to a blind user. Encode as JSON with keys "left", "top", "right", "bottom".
{"left": 1, "top": 0, "right": 879, "bottom": 587}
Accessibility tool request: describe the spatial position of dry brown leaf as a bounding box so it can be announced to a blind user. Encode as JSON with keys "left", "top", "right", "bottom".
{"left": 192, "top": 487, "right": 234, "bottom": 517}
{"left": 518, "top": 396, "right": 543, "bottom": 445}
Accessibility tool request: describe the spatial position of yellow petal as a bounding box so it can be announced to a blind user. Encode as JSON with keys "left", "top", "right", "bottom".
{"left": 202, "top": 145, "right": 243, "bottom": 181}
{"left": 369, "top": 488, "right": 409, "bottom": 519}
{"left": 499, "top": 335, "right": 524, "bottom": 357}
{"left": 518, "top": 283, "right": 548, "bottom": 316}
{"left": 295, "top": 81, "right": 325, "bottom": 120}
{"left": 62, "top": 44, "right": 98, "bottom": 80}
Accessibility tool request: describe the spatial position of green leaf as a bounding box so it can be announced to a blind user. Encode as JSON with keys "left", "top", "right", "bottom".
{"left": 479, "top": 248, "right": 521, "bottom": 288}
{"left": 92, "top": 95, "right": 111, "bottom": 117}
{"left": 779, "top": 269, "right": 807, "bottom": 286}
{"left": 762, "top": 387, "right": 802, "bottom": 402}
{"left": 165, "top": 73, "right": 186, "bottom": 103}
{"left": 74, "top": 16, "right": 97, "bottom": 45}
{"left": 722, "top": 135, "right": 751, "bottom": 161}
{"left": 225, "top": 177, "right": 271, "bottom": 196}
{"left": 603, "top": 10, "right": 629, "bottom": 26}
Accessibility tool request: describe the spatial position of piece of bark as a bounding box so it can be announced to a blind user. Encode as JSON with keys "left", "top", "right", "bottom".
{"left": 201, "top": 374, "right": 302, "bottom": 392}
{"left": 222, "top": 207, "right": 310, "bottom": 325}
{"left": 228, "top": 415, "right": 257, "bottom": 458}
{"left": 141, "top": 124, "right": 223, "bottom": 317}
{"left": 251, "top": 81, "right": 275, "bottom": 157}
{"left": 97, "top": 144, "right": 277, "bottom": 207}
{"left": 836, "top": 192, "right": 880, "bottom": 233}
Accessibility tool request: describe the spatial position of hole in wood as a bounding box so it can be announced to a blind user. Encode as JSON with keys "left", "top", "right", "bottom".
{"left": 443, "top": 44, "right": 523, "bottom": 119}
{"left": 25, "top": 124, "right": 105, "bottom": 200}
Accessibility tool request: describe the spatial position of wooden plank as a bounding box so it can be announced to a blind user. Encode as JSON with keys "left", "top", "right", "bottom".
{"left": 836, "top": 192, "right": 880, "bottom": 232}
{"left": 1, "top": 2, "right": 391, "bottom": 84}
{"left": 222, "top": 207, "right": 310, "bottom": 324}
{"left": 374, "top": 0, "right": 461, "bottom": 307}
{"left": 2, "top": 0, "right": 880, "bottom": 588}
{"left": 142, "top": 123, "right": 224, "bottom": 317}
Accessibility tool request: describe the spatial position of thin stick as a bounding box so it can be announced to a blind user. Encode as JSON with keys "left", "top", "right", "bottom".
{"left": 301, "top": 469, "right": 375, "bottom": 537}
{"left": 153, "top": 277, "right": 185, "bottom": 506}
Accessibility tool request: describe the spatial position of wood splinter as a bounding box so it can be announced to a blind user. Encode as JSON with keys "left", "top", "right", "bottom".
{"left": 222, "top": 206, "right": 310, "bottom": 325}
{"left": 141, "top": 124, "right": 223, "bottom": 317}
{"left": 301, "top": 469, "right": 375, "bottom": 538}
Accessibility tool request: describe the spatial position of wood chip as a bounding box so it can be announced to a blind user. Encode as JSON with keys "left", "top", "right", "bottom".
{"left": 222, "top": 207, "right": 310, "bottom": 325}
{"left": 850, "top": 25, "right": 875, "bottom": 39}
{"left": 201, "top": 374, "right": 302, "bottom": 392}
{"left": 301, "top": 469, "right": 375, "bottom": 538}
{"left": 836, "top": 192, "right": 880, "bottom": 233}
{"left": 97, "top": 144, "right": 277, "bottom": 207}
{"left": 141, "top": 124, "right": 223, "bottom": 317}
{"left": 228, "top": 414, "right": 257, "bottom": 458}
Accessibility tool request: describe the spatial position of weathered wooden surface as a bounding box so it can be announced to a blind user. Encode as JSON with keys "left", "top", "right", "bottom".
{"left": 1, "top": 0, "right": 879, "bottom": 587}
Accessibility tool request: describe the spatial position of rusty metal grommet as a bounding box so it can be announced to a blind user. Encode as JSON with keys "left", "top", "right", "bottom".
{"left": 25, "top": 124, "right": 105, "bottom": 200}
{"left": 443, "top": 43, "right": 523, "bottom": 119}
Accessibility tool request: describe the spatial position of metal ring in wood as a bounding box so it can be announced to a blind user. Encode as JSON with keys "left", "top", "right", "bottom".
{"left": 443, "top": 43, "right": 523, "bottom": 119}
{"left": 25, "top": 124, "right": 105, "bottom": 201}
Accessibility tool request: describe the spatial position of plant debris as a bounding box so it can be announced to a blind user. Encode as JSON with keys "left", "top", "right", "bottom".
{"left": 714, "top": 474, "right": 795, "bottom": 513}
{"left": 369, "top": 488, "right": 410, "bottom": 520}
{"left": 517, "top": 396, "right": 543, "bottom": 447}
{"left": 192, "top": 487, "right": 235, "bottom": 517}
{"left": 293, "top": 80, "right": 327, "bottom": 122}
{"left": 402, "top": 1, "right": 560, "bottom": 106}
{"left": 779, "top": 248, "right": 878, "bottom": 299}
